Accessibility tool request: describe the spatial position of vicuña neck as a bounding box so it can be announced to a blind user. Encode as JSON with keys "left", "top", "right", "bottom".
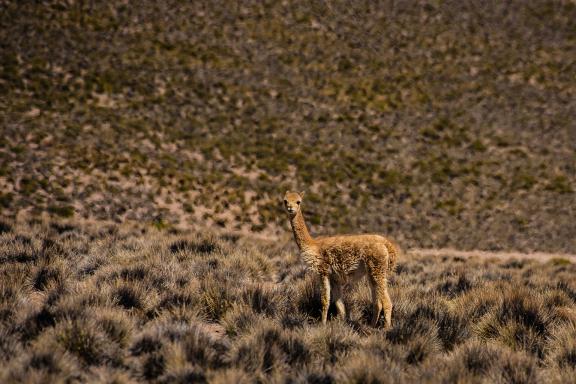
{"left": 290, "top": 210, "right": 315, "bottom": 250}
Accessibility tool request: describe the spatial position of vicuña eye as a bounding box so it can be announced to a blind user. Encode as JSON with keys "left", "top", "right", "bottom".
{"left": 283, "top": 200, "right": 288, "bottom": 204}
{"left": 297, "top": 201, "right": 301, "bottom": 205}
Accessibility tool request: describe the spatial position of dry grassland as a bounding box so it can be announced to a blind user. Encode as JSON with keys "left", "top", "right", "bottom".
{"left": 1, "top": 217, "right": 575, "bottom": 383}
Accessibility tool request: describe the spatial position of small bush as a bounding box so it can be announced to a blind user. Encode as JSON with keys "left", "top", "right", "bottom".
{"left": 231, "top": 323, "right": 310, "bottom": 374}
{"left": 0, "top": 221, "right": 12, "bottom": 234}
{"left": 55, "top": 319, "right": 109, "bottom": 366}
{"left": 199, "top": 277, "right": 233, "bottom": 322}
{"left": 241, "top": 284, "right": 286, "bottom": 317}
{"left": 181, "top": 325, "right": 229, "bottom": 369}
{"left": 498, "top": 350, "right": 539, "bottom": 384}
{"left": 130, "top": 335, "right": 163, "bottom": 356}
{"left": 93, "top": 308, "right": 134, "bottom": 348}
{"left": 170, "top": 239, "right": 220, "bottom": 255}
{"left": 547, "top": 323, "right": 576, "bottom": 369}
{"left": 47, "top": 205, "right": 75, "bottom": 218}
{"left": 31, "top": 263, "right": 65, "bottom": 291}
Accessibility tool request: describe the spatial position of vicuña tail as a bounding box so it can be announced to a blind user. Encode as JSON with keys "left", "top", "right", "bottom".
{"left": 383, "top": 238, "right": 400, "bottom": 273}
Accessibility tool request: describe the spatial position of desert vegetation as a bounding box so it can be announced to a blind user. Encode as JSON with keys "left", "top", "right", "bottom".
{"left": 1, "top": 0, "right": 575, "bottom": 252}
{"left": 1, "top": 0, "right": 575, "bottom": 382}
{"left": 0, "top": 217, "right": 575, "bottom": 383}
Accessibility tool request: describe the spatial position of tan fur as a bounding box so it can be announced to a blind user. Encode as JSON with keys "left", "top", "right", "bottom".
{"left": 283, "top": 191, "right": 400, "bottom": 328}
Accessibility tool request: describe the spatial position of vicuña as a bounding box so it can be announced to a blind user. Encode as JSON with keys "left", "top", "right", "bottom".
{"left": 283, "top": 191, "right": 399, "bottom": 328}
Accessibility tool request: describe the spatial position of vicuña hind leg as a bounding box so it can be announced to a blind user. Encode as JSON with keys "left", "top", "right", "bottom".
{"left": 331, "top": 282, "right": 346, "bottom": 320}
{"left": 381, "top": 287, "right": 393, "bottom": 329}
{"left": 369, "top": 274, "right": 392, "bottom": 329}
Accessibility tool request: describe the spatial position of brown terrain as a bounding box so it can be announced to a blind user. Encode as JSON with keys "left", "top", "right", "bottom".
{"left": 1, "top": 0, "right": 574, "bottom": 253}
{"left": 0, "top": 217, "right": 575, "bottom": 382}
{"left": 1, "top": 0, "right": 575, "bottom": 382}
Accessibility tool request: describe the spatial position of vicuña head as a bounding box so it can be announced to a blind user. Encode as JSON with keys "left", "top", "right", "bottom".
{"left": 282, "top": 189, "right": 399, "bottom": 329}
{"left": 283, "top": 191, "right": 304, "bottom": 217}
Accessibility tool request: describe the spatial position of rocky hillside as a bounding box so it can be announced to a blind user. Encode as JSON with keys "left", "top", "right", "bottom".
{"left": 1, "top": 0, "right": 575, "bottom": 251}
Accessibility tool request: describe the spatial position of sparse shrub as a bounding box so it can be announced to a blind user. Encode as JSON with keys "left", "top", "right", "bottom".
{"left": 112, "top": 283, "right": 155, "bottom": 312}
{"left": 280, "top": 310, "right": 309, "bottom": 330}
{"left": 405, "top": 328, "right": 442, "bottom": 365}
{"left": 119, "top": 265, "right": 150, "bottom": 282}
{"left": 157, "top": 288, "right": 199, "bottom": 312}
{"left": 222, "top": 304, "right": 260, "bottom": 338}
{"left": 0, "top": 221, "right": 12, "bottom": 234}
{"left": 199, "top": 276, "right": 233, "bottom": 322}
{"left": 292, "top": 275, "right": 323, "bottom": 320}
{"left": 3, "top": 345, "right": 82, "bottom": 383}
{"left": 433, "top": 340, "right": 502, "bottom": 382}
{"left": 223, "top": 248, "right": 276, "bottom": 281}
{"left": 114, "top": 285, "right": 144, "bottom": 310}
{"left": 47, "top": 205, "right": 75, "bottom": 218}
{"left": 158, "top": 368, "right": 207, "bottom": 384}
{"left": 0, "top": 330, "right": 21, "bottom": 362}
{"left": 452, "top": 285, "right": 501, "bottom": 322}
{"left": 241, "top": 284, "right": 286, "bottom": 317}
{"left": 206, "top": 368, "right": 249, "bottom": 384}
{"left": 436, "top": 310, "right": 470, "bottom": 351}
{"left": 231, "top": 323, "right": 310, "bottom": 374}
{"left": 308, "top": 323, "right": 359, "bottom": 366}
{"left": 0, "top": 193, "right": 13, "bottom": 209}
{"left": 93, "top": 308, "right": 134, "bottom": 348}
{"left": 547, "top": 323, "right": 576, "bottom": 369}
{"left": 338, "top": 351, "right": 403, "bottom": 383}
{"left": 437, "top": 273, "right": 473, "bottom": 298}
{"left": 17, "top": 306, "right": 57, "bottom": 341}
{"left": 55, "top": 319, "right": 109, "bottom": 366}
{"left": 143, "top": 352, "right": 166, "bottom": 380}
{"left": 501, "top": 259, "right": 530, "bottom": 269}
{"left": 498, "top": 322, "right": 546, "bottom": 358}
{"left": 387, "top": 293, "right": 467, "bottom": 350}
{"left": 548, "top": 258, "right": 571, "bottom": 266}
{"left": 475, "top": 288, "right": 552, "bottom": 358}
{"left": 387, "top": 315, "right": 437, "bottom": 346}
{"left": 545, "top": 175, "right": 573, "bottom": 194}
{"left": 49, "top": 222, "right": 76, "bottom": 235}
{"left": 170, "top": 238, "right": 220, "bottom": 255}
{"left": 457, "top": 341, "right": 501, "bottom": 376}
{"left": 181, "top": 324, "right": 229, "bottom": 369}
{"left": 31, "top": 262, "right": 65, "bottom": 291}
{"left": 130, "top": 335, "right": 163, "bottom": 356}
{"left": 498, "top": 350, "right": 539, "bottom": 384}
{"left": 87, "top": 366, "right": 138, "bottom": 384}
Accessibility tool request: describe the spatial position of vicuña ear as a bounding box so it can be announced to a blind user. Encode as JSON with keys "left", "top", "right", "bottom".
{"left": 299, "top": 191, "right": 305, "bottom": 198}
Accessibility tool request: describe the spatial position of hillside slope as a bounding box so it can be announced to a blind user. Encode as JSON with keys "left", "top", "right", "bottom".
{"left": 1, "top": 0, "right": 575, "bottom": 251}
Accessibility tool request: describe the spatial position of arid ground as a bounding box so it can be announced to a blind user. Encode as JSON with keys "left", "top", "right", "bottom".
{"left": 1, "top": 0, "right": 575, "bottom": 383}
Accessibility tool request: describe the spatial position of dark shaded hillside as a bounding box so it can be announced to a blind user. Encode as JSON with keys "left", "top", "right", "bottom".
{"left": 1, "top": 0, "right": 575, "bottom": 251}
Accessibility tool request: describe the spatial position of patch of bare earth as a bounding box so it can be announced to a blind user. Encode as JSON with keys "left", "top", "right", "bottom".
{"left": 411, "top": 248, "right": 576, "bottom": 263}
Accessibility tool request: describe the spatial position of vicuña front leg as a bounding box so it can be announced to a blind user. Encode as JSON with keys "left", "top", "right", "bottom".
{"left": 320, "top": 274, "right": 330, "bottom": 324}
